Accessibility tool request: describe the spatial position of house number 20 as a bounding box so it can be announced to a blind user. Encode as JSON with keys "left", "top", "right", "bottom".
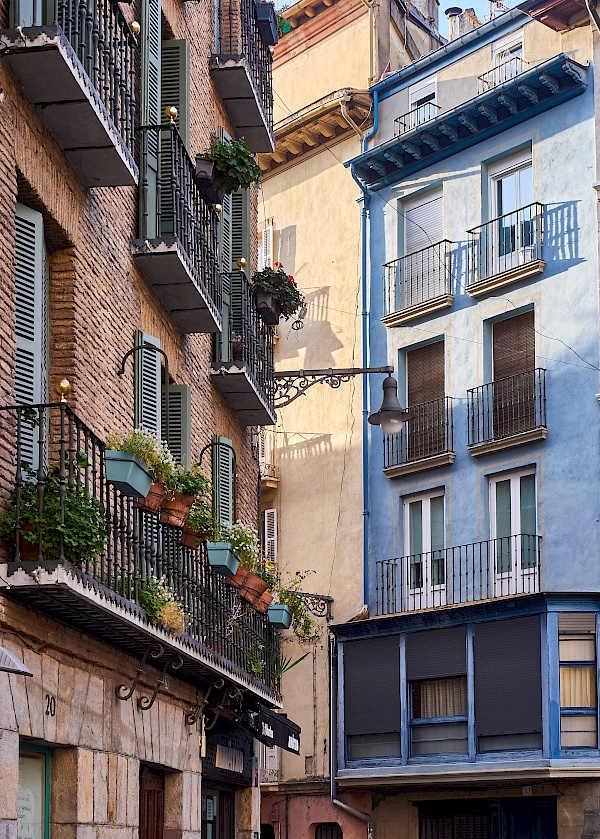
{"left": 44, "top": 694, "right": 56, "bottom": 717}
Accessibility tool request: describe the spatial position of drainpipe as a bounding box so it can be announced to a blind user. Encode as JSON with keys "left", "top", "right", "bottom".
{"left": 584, "top": 0, "right": 600, "bottom": 33}
{"left": 329, "top": 635, "right": 373, "bottom": 838}
{"left": 357, "top": 0, "right": 376, "bottom": 84}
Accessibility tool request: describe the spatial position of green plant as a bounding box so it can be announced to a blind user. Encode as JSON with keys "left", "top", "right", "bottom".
{"left": 139, "top": 575, "right": 187, "bottom": 634}
{"left": 246, "top": 642, "right": 265, "bottom": 677}
{"left": 270, "top": 649, "right": 310, "bottom": 681}
{"left": 277, "top": 13, "right": 291, "bottom": 34}
{"left": 250, "top": 263, "right": 305, "bottom": 319}
{"left": 206, "top": 136, "right": 261, "bottom": 194}
{"left": 105, "top": 428, "right": 175, "bottom": 486}
{"left": 225, "top": 521, "right": 261, "bottom": 568}
{"left": 185, "top": 498, "right": 223, "bottom": 540}
{"left": 277, "top": 570, "right": 320, "bottom": 644}
{"left": 165, "top": 464, "right": 210, "bottom": 498}
{"left": 0, "top": 465, "right": 107, "bottom": 566}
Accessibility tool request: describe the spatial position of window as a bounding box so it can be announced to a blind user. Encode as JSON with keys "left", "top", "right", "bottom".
{"left": 258, "top": 224, "right": 274, "bottom": 271}
{"left": 559, "top": 613, "right": 597, "bottom": 749}
{"left": 18, "top": 746, "right": 50, "bottom": 839}
{"left": 489, "top": 152, "right": 535, "bottom": 274}
{"left": 491, "top": 311, "right": 536, "bottom": 440}
{"left": 315, "top": 824, "right": 343, "bottom": 839}
{"left": 410, "top": 676, "right": 468, "bottom": 756}
{"left": 492, "top": 34, "right": 523, "bottom": 84}
{"left": 408, "top": 75, "right": 437, "bottom": 129}
{"left": 406, "top": 341, "right": 445, "bottom": 461}
{"left": 404, "top": 490, "right": 445, "bottom": 608}
{"left": 489, "top": 469, "right": 537, "bottom": 594}
{"left": 400, "top": 188, "right": 445, "bottom": 309}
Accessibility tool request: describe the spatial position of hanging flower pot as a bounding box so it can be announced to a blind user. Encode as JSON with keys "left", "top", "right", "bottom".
{"left": 137, "top": 482, "right": 167, "bottom": 514}
{"left": 226, "top": 564, "right": 269, "bottom": 603}
{"left": 254, "top": 1, "right": 279, "bottom": 46}
{"left": 206, "top": 542, "right": 240, "bottom": 576}
{"left": 160, "top": 493, "right": 195, "bottom": 528}
{"left": 180, "top": 528, "right": 203, "bottom": 550}
{"left": 254, "top": 291, "right": 281, "bottom": 326}
{"left": 195, "top": 155, "right": 225, "bottom": 205}
{"left": 105, "top": 450, "right": 153, "bottom": 498}
{"left": 254, "top": 590, "right": 274, "bottom": 614}
{"left": 267, "top": 603, "right": 292, "bottom": 628}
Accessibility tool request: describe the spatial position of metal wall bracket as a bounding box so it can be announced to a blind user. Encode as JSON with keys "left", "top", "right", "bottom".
{"left": 115, "top": 643, "right": 164, "bottom": 701}
{"left": 302, "top": 592, "right": 334, "bottom": 622}
{"left": 274, "top": 366, "right": 393, "bottom": 408}
{"left": 185, "top": 678, "right": 225, "bottom": 726}
{"left": 137, "top": 655, "right": 184, "bottom": 711}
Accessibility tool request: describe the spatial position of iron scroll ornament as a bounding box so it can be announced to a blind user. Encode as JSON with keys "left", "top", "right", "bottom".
{"left": 274, "top": 366, "right": 394, "bottom": 408}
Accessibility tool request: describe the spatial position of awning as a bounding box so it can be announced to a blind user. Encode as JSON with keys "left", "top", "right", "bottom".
{"left": 253, "top": 704, "right": 301, "bottom": 754}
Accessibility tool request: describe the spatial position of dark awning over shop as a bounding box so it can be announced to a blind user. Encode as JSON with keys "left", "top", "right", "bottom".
{"left": 253, "top": 705, "right": 301, "bottom": 754}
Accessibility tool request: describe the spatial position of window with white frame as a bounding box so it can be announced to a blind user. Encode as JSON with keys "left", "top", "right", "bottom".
{"left": 489, "top": 469, "right": 538, "bottom": 594}
{"left": 492, "top": 33, "right": 524, "bottom": 84}
{"left": 407, "top": 75, "right": 437, "bottom": 130}
{"left": 559, "top": 613, "right": 598, "bottom": 749}
{"left": 404, "top": 490, "right": 445, "bottom": 609}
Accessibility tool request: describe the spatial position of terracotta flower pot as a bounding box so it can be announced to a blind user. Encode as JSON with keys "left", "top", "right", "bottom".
{"left": 226, "top": 564, "right": 269, "bottom": 603}
{"left": 137, "top": 482, "right": 167, "bottom": 514}
{"left": 180, "top": 528, "right": 203, "bottom": 550}
{"left": 159, "top": 493, "right": 195, "bottom": 528}
{"left": 254, "top": 590, "right": 274, "bottom": 613}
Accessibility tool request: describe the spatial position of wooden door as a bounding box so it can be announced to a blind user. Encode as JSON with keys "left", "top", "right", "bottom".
{"left": 492, "top": 312, "right": 535, "bottom": 439}
{"left": 140, "top": 767, "right": 164, "bottom": 839}
{"left": 407, "top": 342, "right": 445, "bottom": 460}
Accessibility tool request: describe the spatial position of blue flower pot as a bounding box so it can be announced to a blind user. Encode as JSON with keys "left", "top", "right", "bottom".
{"left": 255, "top": 1, "right": 279, "bottom": 46}
{"left": 105, "top": 450, "right": 153, "bottom": 498}
{"left": 267, "top": 603, "right": 292, "bottom": 629}
{"left": 206, "top": 542, "right": 240, "bottom": 576}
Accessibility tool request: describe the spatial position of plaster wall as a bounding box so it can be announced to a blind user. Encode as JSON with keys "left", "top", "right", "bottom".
{"left": 364, "top": 22, "right": 599, "bottom": 602}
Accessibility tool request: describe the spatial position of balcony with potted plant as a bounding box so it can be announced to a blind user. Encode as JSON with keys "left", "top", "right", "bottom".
{"left": 209, "top": 0, "right": 275, "bottom": 153}
{"left": 195, "top": 135, "right": 262, "bottom": 207}
{"left": 250, "top": 262, "right": 305, "bottom": 326}
{"left": 0, "top": 400, "right": 282, "bottom": 704}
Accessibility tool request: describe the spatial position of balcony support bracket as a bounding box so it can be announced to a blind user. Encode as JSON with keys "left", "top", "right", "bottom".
{"left": 115, "top": 642, "right": 164, "bottom": 701}
{"left": 185, "top": 677, "right": 225, "bottom": 725}
{"left": 274, "top": 366, "right": 393, "bottom": 408}
{"left": 137, "top": 654, "right": 184, "bottom": 711}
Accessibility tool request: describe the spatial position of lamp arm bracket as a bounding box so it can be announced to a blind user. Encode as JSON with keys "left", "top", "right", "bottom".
{"left": 274, "top": 366, "right": 393, "bottom": 408}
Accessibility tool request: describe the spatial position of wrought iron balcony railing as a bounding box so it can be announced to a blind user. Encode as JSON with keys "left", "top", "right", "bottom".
{"left": 394, "top": 101, "right": 441, "bottom": 135}
{"left": 467, "top": 368, "right": 546, "bottom": 447}
{"left": 384, "top": 397, "right": 453, "bottom": 468}
{"left": 0, "top": 402, "right": 278, "bottom": 690}
{"left": 467, "top": 202, "right": 543, "bottom": 286}
{"left": 478, "top": 57, "right": 525, "bottom": 93}
{"left": 138, "top": 123, "right": 222, "bottom": 315}
{"left": 228, "top": 269, "right": 275, "bottom": 410}
{"left": 384, "top": 240, "right": 452, "bottom": 317}
{"left": 375, "top": 533, "right": 542, "bottom": 616}
{"left": 10, "top": 0, "right": 137, "bottom": 156}
{"left": 218, "top": 0, "right": 273, "bottom": 129}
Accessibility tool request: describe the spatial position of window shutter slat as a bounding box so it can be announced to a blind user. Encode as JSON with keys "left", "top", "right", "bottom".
{"left": 141, "top": 0, "right": 161, "bottom": 238}
{"left": 213, "top": 435, "right": 233, "bottom": 528}
{"left": 406, "top": 626, "right": 467, "bottom": 680}
{"left": 160, "top": 40, "right": 190, "bottom": 150}
{"left": 344, "top": 636, "right": 400, "bottom": 735}
{"left": 134, "top": 330, "right": 161, "bottom": 436}
{"left": 407, "top": 341, "right": 444, "bottom": 406}
{"left": 492, "top": 311, "right": 534, "bottom": 380}
{"left": 404, "top": 189, "right": 443, "bottom": 254}
{"left": 264, "top": 508, "right": 277, "bottom": 563}
{"left": 559, "top": 613, "right": 596, "bottom": 634}
{"left": 163, "top": 384, "right": 191, "bottom": 467}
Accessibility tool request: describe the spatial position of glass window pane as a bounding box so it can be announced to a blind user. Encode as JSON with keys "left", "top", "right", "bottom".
{"left": 348, "top": 733, "right": 401, "bottom": 759}
{"left": 430, "top": 496, "right": 445, "bottom": 553}
{"left": 520, "top": 474, "right": 536, "bottom": 534}
{"left": 560, "top": 666, "right": 597, "bottom": 708}
{"left": 495, "top": 480, "right": 512, "bottom": 572}
{"left": 18, "top": 752, "right": 46, "bottom": 839}
{"left": 411, "top": 722, "right": 468, "bottom": 755}
{"left": 411, "top": 677, "right": 467, "bottom": 719}
{"left": 409, "top": 501, "right": 423, "bottom": 556}
{"left": 560, "top": 637, "right": 596, "bottom": 662}
{"left": 561, "top": 715, "right": 597, "bottom": 748}
{"left": 478, "top": 733, "right": 542, "bottom": 752}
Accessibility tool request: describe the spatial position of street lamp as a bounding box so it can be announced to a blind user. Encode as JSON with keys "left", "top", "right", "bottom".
{"left": 367, "top": 375, "right": 413, "bottom": 434}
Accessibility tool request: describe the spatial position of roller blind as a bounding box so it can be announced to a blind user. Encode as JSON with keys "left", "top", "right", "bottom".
{"left": 407, "top": 341, "right": 444, "bottom": 407}
{"left": 406, "top": 626, "right": 467, "bottom": 681}
{"left": 474, "top": 615, "right": 542, "bottom": 737}
{"left": 493, "top": 311, "right": 534, "bottom": 380}
{"left": 404, "top": 189, "right": 443, "bottom": 255}
{"left": 343, "top": 636, "right": 400, "bottom": 736}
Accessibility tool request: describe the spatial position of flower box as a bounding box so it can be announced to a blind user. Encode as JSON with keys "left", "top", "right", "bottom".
{"left": 159, "top": 492, "right": 195, "bottom": 527}
{"left": 226, "top": 564, "right": 269, "bottom": 603}
{"left": 137, "top": 482, "right": 167, "bottom": 513}
{"left": 255, "top": 1, "right": 279, "bottom": 46}
{"left": 104, "top": 450, "right": 153, "bottom": 498}
{"left": 254, "top": 291, "right": 281, "bottom": 325}
{"left": 254, "top": 590, "right": 274, "bottom": 613}
{"left": 206, "top": 542, "right": 240, "bottom": 576}
{"left": 267, "top": 603, "right": 292, "bottom": 628}
{"left": 195, "top": 155, "right": 224, "bottom": 205}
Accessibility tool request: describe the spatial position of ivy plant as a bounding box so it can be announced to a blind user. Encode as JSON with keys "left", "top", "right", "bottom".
{"left": 206, "top": 136, "right": 262, "bottom": 194}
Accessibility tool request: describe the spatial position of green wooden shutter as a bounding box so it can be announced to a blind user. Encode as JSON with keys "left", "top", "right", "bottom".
{"left": 134, "top": 330, "right": 161, "bottom": 436}
{"left": 161, "top": 40, "right": 190, "bottom": 151}
{"left": 15, "top": 203, "right": 48, "bottom": 466}
{"left": 218, "top": 191, "right": 233, "bottom": 361}
{"left": 212, "top": 435, "right": 233, "bottom": 529}
{"left": 141, "top": 0, "right": 161, "bottom": 238}
{"left": 163, "top": 383, "right": 191, "bottom": 467}
{"left": 230, "top": 189, "right": 250, "bottom": 339}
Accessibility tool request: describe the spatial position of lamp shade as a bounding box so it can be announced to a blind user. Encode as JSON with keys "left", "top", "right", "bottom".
{"left": 368, "top": 375, "right": 412, "bottom": 434}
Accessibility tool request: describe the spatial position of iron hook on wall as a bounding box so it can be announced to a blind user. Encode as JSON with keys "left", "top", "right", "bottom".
{"left": 117, "top": 343, "right": 172, "bottom": 443}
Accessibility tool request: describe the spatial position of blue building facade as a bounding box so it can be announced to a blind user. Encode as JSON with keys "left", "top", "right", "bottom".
{"left": 332, "top": 5, "right": 600, "bottom": 838}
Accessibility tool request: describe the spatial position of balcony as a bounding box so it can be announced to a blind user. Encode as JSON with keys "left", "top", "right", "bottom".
{"left": 210, "top": 0, "right": 275, "bottom": 153}
{"left": 383, "top": 397, "right": 454, "bottom": 477}
{"left": 375, "top": 533, "right": 542, "bottom": 616}
{"left": 0, "top": 0, "right": 137, "bottom": 187}
{"left": 478, "top": 57, "right": 526, "bottom": 94}
{"left": 382, "top": 240, "right": 453, "bottom": 326}
{"left": 0, "top": 402, "right": 279, "bottom": 703}
{"left": 211, "top": 270, "right": 276, "bottom": 426}
{"left": 467, "top": 203, "right": 544, "bottom": 296}
{"left": 257, "top": 427, "right": 279, "bottom": 489}
{"left": 394, "top": 101, "right": 441, "bottom": 136}
{"left": 350, "top": 54, "right": 587, "bottom": 190}
{"left": 467, "top": 368, "right": 547, "bottom": 455}
{"left": 132, "top": 125, "right": 222, "bottom": 334}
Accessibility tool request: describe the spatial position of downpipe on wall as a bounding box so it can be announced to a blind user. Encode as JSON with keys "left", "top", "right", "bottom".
{"left": 329, "top": 634, "right": 373, "bottom": 839}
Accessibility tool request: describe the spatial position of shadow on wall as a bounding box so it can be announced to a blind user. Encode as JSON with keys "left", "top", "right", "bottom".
{"left": 543, "top": 201, "right": 580, "bottom": 266}
{"left": 277, "top": 225, "right": 297, "bottom": 275}
{"left": 279, "top": 433, "right": 333, "bottom": 463}
{"left": 277, "top": 286, "right": 345, "bottom": 367}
